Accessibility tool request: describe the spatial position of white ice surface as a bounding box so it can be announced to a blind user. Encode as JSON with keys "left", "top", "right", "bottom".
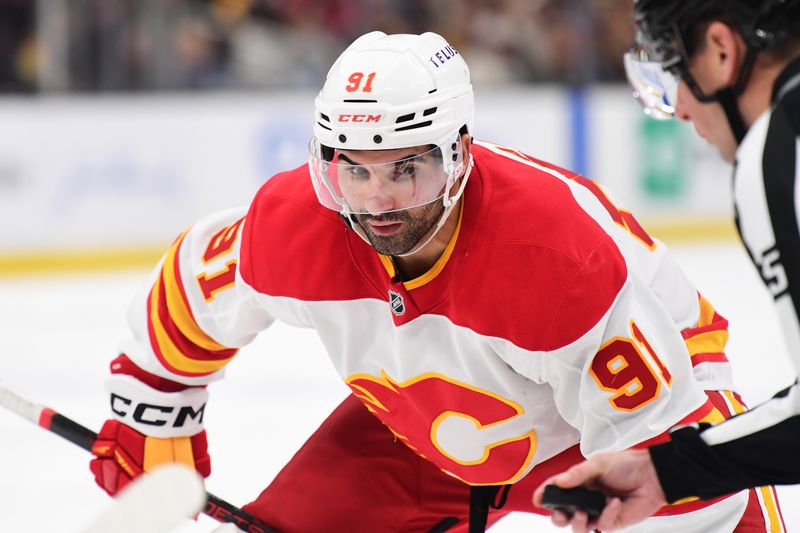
{"left": 1, "top": 242, "right": 798, "bottom": 532}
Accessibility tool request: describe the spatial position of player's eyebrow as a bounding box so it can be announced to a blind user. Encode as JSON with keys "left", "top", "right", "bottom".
{"left": 338, "top": 152, "right": 422, "bottom": 166}
{"left": 337, "top": 153, "right": 360, "bottom": 165}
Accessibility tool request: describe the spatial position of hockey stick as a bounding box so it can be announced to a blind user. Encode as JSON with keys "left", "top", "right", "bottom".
{"left": 0, "top": 383, "right": 278, "bottom": 533}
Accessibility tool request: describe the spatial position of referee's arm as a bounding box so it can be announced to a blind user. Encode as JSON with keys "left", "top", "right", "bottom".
{"left": 651, "top": 382, "right": 800, "bottom": 502}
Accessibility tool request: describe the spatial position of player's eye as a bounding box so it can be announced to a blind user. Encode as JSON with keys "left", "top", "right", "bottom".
{"left": 345, "top": 165, "right": 369, "bottom": 180}
{"left": 392, "top": 160, "right": 416, "bottom": 180}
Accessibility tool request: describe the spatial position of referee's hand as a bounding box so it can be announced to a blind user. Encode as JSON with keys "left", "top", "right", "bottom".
{"left": 532, "top": 449, "right": 666, "bottom": 532}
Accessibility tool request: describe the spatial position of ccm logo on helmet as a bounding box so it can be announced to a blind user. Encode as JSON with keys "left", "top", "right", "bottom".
{"left": 338, "top": 114, "right": 382, "bottom": 123}
{"left": 110, "top": 393, "right": 205, "bottom": 428}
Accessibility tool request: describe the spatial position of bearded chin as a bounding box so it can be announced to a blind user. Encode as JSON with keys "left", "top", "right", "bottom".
{"left": 356, "top": 201, "right": 445, "bottom": 256}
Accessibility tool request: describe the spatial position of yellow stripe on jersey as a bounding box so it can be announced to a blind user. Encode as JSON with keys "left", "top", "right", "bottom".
{"left": 378, "top": 254, "right": 396, "bottom": 279}
{"left": 684, "top": 330, "right": 730, "bottom": 357}
{"left": 376, "top": 201, "right": 464, "bottom": 289}
{"left": 698, "top": 406, "right": 726, "bottom": 425}
{"left": 162, "top": 233, "right": 229, "bottom": 352}
{"left": 723, "top": 390, "right": 747, "bottom": 415}
{"left": 149, "top": 269, "right": 236, "bottom": 375}
{"left": 697, "top": 295, "right": 717, "bottom": 327}
{"left": 404, "top": 201, "right": 464, "bottom": 291}
{"left": 758, "top": 486, "right": 784, "bottom": 533}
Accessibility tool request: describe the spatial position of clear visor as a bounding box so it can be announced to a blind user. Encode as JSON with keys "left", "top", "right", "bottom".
{"left": 308, "top": 136, "right": 463, "bottom": 215}
{"left": 623, "top": 48, "right": 679, "bottom": 120}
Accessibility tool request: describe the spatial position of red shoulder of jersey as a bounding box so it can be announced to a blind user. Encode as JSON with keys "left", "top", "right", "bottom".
{"left": 239, "top": 147, "right": 628, "bottom": 351}
{"left": 239, "top": 164, "right": 382, "bottom": 301}
{"left": 439, "top": 144, "right": 628, "bottom": 350}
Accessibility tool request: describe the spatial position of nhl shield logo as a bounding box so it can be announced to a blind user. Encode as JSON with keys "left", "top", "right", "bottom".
{"left": 388, "top": 290, "right": 405, "bottom": 316}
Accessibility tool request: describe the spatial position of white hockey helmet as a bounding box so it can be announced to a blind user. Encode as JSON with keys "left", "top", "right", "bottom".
{"left": 309, "top": 31, "right": 474, "bottom": 216}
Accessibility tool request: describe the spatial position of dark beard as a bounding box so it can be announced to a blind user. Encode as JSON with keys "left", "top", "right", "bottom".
{"left": 354, "top": 200, "right": 446, "bottom": 256}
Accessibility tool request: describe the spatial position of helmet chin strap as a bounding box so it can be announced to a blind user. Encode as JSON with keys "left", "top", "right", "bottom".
{"left": 343, "top": 153, "right": 475, "bottom": 258}
{"left": 716, "top": 87, "right": 748, "bottom": 144}
{"left": 715, "top": 45, "right": 759, "bottom": 145}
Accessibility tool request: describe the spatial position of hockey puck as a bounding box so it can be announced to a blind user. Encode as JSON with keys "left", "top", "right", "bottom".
{"left": 541, "top": 485, "right": 606, "bottom": 519}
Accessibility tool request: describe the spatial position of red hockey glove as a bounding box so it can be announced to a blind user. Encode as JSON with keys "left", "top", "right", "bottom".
{"left": 90, "top": 420, "right": 210, "bottom": 496}
{"left": 90, "top": 356, "right": 211, "bottom": 497}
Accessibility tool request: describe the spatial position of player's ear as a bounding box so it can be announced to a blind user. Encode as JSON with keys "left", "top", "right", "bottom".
{"left": 705, "top": 21, "right": 745, "bottom": 86}
{"left": 459, "top": 126, "right": 472, "bottom": 159}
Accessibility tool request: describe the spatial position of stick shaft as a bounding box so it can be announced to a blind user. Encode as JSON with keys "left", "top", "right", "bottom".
{"left": 40, "top": 408, "right": 97, "bottom": 451}
{"left": 0, "top": 383, "right": 278, "bottom": 533}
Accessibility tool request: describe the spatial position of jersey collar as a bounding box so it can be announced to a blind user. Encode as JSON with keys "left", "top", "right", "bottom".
{"left": 378, "top": 199, "right": 465, "bottom": 290}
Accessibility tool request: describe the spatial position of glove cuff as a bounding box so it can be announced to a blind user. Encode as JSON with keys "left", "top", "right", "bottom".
{"left": 106, "top": 374, "right": 208, "bottom": 438}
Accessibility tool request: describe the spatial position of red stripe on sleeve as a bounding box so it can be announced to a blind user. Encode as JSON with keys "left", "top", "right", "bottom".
{"left": 154, "top": 273, "right": 237, "bottom": 363}
{"left": 691, "top": 353, "right": 729, "bottom": 366}
{"left": 681, "top": 316, "right": 730, "bottom": 340}
{"left": 146, "top": 284, "right": 186, "bottom": 375}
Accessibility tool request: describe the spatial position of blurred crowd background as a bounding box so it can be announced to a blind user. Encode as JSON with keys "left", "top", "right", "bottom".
{"left": 1, "top": 0, "right": 634, "bottom": 93}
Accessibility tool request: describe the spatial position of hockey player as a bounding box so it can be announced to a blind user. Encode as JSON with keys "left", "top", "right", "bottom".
{"left": 88, "top": 31, "right": 781, "bottom": 532}
{"left": 534, "top": 1, "right": 800, "bottom": 531}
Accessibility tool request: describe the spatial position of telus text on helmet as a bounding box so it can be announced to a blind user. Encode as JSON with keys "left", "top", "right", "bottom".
{"left": 427, "top": 45, "right": 459, "bottom": 69}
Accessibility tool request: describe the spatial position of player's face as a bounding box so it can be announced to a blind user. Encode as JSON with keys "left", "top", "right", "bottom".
{"left": 336, "top": 145, "right": 447, "bottom": 215}
{"left": 338, "top": 146, "right": 448, "bottom": 256}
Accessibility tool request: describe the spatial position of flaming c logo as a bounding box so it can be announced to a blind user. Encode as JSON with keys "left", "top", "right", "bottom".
{"left": 346, "top": 371, "right": 537, "bottom": 485}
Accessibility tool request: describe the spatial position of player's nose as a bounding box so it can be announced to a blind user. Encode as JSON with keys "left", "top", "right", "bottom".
{"left": 362, "top": 175, "right": 397, "bottom": 215}
{"left": 363, "top": 193, "right": 396, "bottom": 215}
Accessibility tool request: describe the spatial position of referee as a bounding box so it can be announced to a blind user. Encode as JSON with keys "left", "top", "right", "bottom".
{"left": 534, "top": 1, "right": 800, "bottom": 531}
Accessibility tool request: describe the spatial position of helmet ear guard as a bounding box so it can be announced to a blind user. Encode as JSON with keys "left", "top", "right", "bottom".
{"left": 321, "top": 144, "right": 335, "bottom": 163}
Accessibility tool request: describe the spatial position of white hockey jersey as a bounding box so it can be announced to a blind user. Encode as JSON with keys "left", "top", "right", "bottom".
{"left": 119, "top": 141, "right": 757, "bottom": 529}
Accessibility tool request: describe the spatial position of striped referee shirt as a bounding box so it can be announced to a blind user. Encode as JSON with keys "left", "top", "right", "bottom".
{"left": 651, "top": 57, "right": 800, "bottom": 502}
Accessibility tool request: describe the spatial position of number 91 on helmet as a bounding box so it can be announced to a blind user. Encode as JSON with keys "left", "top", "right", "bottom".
{"left": 308, "top": 31, "right": 474, "bottom": 217}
